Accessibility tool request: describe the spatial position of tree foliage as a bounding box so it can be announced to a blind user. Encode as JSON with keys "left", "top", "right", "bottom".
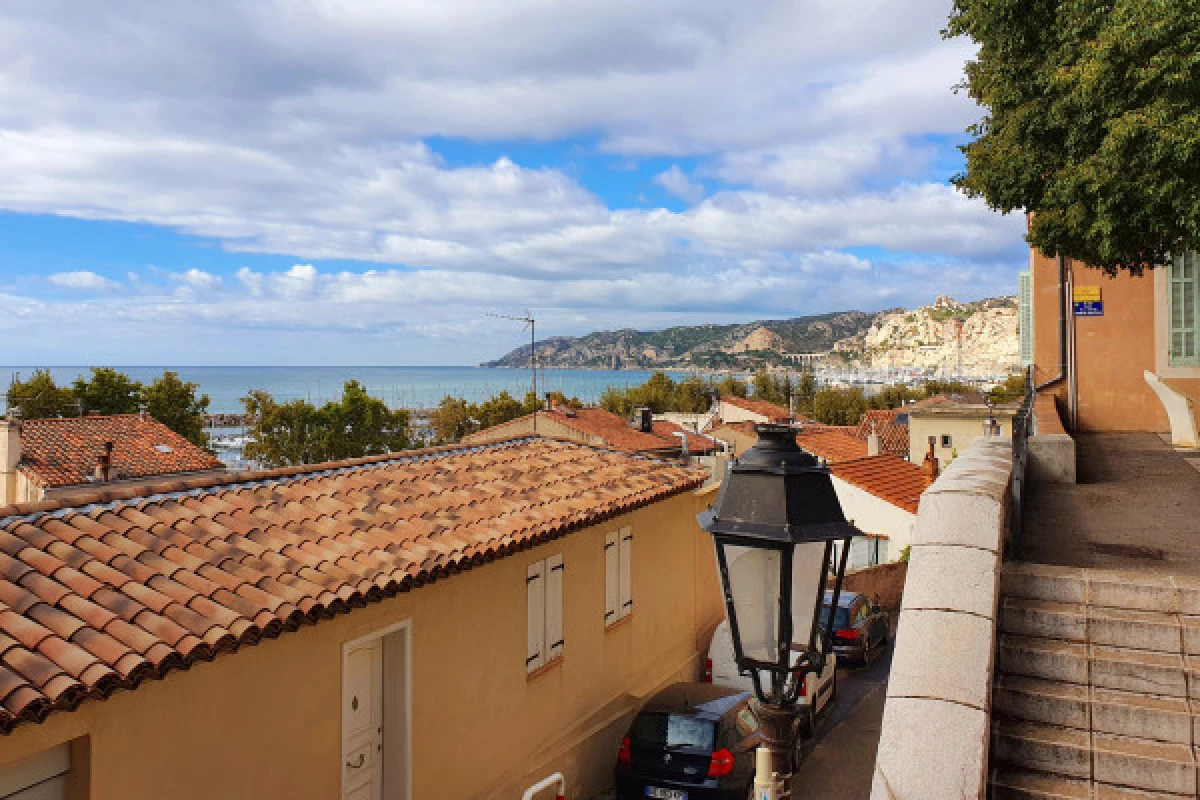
{"left": 142, "top": 371, "right": 210, "bottom": 448}
{"left": 751, "top": 368, "right": 794, "bottom": 407}
{"left": 600, "top": 371, "right": 722, "bottom": 417}
{"left": 946, "top": 0, "right": 1200, "bottom": 273}
{"left": 811, "top": 387, "right": 869, "bottom": 426}
{"left": 72, "top": 367, "right": 142, "bottom": 416}
{"left": 242, "top": 380, "right": 413, "bottom": 467}
{"left": 6, "top": 370, "right": 76, "bottom": 419}
{"left": 988, "top": 371, "right": 1029, "bottom": 403}
{"left": 426, "top": 390, "right": 551, "bottom": 444}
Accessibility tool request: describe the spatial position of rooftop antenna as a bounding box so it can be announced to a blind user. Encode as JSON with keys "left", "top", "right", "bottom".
{"left": 488, "top": 311, "right": 538, "bottom": 434}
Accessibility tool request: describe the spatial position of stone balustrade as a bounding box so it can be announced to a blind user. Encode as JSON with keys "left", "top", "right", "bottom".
{"left": 870, "top": 437, "right": 1014, "bottom": 800}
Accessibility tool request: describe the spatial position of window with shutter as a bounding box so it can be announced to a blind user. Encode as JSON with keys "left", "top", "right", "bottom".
{"left": 1170, "top": 251, "right": 1200, "bottom": 367}
{"left": 604, "top": 531, "right": 619, "bottom": 625}
{"left": 545, "top": 554, "right": 564, "bottom": 661}
{"left": 618, "top": 527, "right": 633, "bottom": 619}
{"left": 526, "top": 561, "right": 545, "bottom": 673}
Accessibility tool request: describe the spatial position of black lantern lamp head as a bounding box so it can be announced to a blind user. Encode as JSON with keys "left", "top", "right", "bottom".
{"left": 698, "top": 424, "right": 858, "bottom": 706}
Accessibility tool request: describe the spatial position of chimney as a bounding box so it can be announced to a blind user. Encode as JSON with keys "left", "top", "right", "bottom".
{"left": 922, "top": 435, "right": 939, "bottom": 481}
{"left": 635, "top": 407, "right": 653, "bottom": 433}
{"left": 544, "top": 392, "right": 554, "bottom": 412}
{"left": 94, "top": 440, "right": 116, "bottom": 483}
{"left": 866, "top": 419, "right": 882, "bottom": 457}
{"left": 0, "top": 409, "right": 22, "bottom": 505}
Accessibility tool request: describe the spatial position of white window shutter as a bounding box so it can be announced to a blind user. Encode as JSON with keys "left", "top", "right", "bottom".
{"left": 604, "top": 531, "right": 619, "bottom": 624}
{"left": 545, "top": 554, "right": 564, "bottom": 661}
{"left": 527, "top": 560, "right": 545, "bottom": 672}
{"left": 618, "top": 527, "right": 633, "bottom": 619}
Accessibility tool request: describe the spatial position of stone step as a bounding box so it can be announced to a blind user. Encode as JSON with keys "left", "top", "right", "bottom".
{"left": 1089, "top": 607, "right": 1181, "bottom": 653}
{"left": 1000, "top": 597, "right": 1087, "bottom": 642}
{"left": 989, "top": 767, "right": 1090, "bottom": 799}
{"left": 997, "top": 634, "right": 1088, "bottom": 684}
{"left": 1093, "top": 733, "right": 1196, "bottom": 796}
{"left": 993, "top": 675, "right": 1089, "bottom": 730}
{"left": 1001, "top": 563, "right": 1087, "bottom": 605}
{"left": 1090, "top": 686, "right": 1192, "bottom": 744}
{"left": 1094, "top": 782, "right": 1197, "bottom": 799}
{"left": 1090, "top": 645, "right": 1188, "bottom": 698}
{"left": 991, "top": 719, "right": 1091, "bottom": 780}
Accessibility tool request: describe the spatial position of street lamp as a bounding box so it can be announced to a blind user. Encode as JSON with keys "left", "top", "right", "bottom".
{"left": 698, "top": 424, "right": 858, "bottom": 794}
{"left": 983, "top": 397, "right": 1002, "bottom": 437}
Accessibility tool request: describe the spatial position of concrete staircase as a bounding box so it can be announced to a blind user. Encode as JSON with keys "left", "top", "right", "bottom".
{"left": 990, "top": 563, "right": 1200, "bottom": 799}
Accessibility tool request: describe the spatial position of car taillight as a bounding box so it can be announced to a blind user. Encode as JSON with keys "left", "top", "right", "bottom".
{"left": 703, "top": 658, "right": 713, "bottom": 683}
{"left": 618, "top": 736, "right": 631, "bottom": 766}
{"left": 798, "top": 673, "right": 807, "bottom": 696}
{"left": 836, "top": 628, "right": 859, "bottom": 641}
{"left": 707, "top": 747, "right": 735, "bottom": 778}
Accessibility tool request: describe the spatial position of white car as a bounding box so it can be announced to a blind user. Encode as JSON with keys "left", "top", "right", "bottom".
{"left": 704, "top": 619, "right": 837, "bottom": 735}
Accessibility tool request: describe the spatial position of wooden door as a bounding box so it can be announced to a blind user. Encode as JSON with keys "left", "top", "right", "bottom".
{"left": 342, "top": 639, "right": 383, "bottom": 800}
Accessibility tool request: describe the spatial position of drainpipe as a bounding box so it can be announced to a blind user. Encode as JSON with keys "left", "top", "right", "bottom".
{"left": 1065, "top": 261, "right": 1079, "bottom": 431}
{"left": 1035, "top": 253, "right": 1068, "bottom": 393}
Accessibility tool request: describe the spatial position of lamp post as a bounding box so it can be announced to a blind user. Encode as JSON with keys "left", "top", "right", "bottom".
{"left": 698, "top": 424, "right": 858, "bottom": 797}
{"left": 983, "top": 398, "right": 1002, "bottom": 437}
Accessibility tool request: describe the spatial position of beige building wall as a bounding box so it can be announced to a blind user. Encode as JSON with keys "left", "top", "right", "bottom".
{"left": 715, "top": 400, "right": 768, "bottom": 425}
{"left": 908, "top": 409, "right": 1016, "bottom": 466}
{"left": 0, "top": 488, "right": 724, "bottom": 800}
{"left": 708, "top": 426, "right": 756, "bottom": 456}
{"left": 830, "top": 478, "right": 916, "bottom": 564}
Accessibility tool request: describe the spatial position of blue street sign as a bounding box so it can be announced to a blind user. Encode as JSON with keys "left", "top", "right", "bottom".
{"left": 1073, "top": 300, "right": 1104, "bottom": 316}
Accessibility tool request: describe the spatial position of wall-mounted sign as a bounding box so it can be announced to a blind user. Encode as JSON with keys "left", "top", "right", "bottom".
{"left": 1073, "top": 286, "right": 1103, "bottom": 316}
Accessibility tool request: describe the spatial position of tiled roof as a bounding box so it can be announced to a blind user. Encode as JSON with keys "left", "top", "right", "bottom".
{"left": 0, "top": 437, "right": 704, "bottom": 733}
{"left": 720, "top": 396, "right": 793, "bottom": 422}
{"left": 18, "top": 415, "right": 224, "bottom": 489}
{"left": 794, "top": 427, "right": 869, "bottom": 464}
{"left": 831, "top": 455, "right": 932, "bottom": 514}
{"left": 852, "top": 410, "right": 910, "bottom": 458}
{"left": 468, "top": 408, "right": 714, "bottom": 455}
{"left": 906, "top": 391, "right": 986, "bottom": 409}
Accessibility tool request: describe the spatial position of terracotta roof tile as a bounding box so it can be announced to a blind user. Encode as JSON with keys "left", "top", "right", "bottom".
{"left": 794, "top": 428, "right": 869, "bottom": 464}
{"left": 830, "top": 455, "right": 932, "bottom": 515}
{"left": 852, "top": 410, "right": 910, "bottom": 458}
{"left": 465, "top": 408, "right": 716, "bottom": 455}
{"left": 17, "top": 415, "right": 224, "bottom": 489}
{"left": 0, "top": 437, "right": 702, "bottom": 733}
{"left": 720, "top": 396, "right": 794, "bottom": 422}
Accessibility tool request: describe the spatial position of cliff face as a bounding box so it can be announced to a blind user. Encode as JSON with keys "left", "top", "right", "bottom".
{"left": 483, "top": 297, "right": 1019, "bottom": 373}
{"left": 832, "top": 296, "right": 1018, "bottom": 372}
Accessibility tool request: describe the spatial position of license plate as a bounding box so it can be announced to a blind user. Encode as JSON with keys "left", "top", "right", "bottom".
{"left": 645, "top": 788, "right": 686, "bottom": 800}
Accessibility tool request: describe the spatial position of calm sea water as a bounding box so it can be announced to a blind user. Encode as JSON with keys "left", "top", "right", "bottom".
{"left": 0, "top": 366, "right": 699, "bottom": 414}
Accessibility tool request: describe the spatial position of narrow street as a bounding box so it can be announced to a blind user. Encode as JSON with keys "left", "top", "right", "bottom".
{"left": 790, "top": 640, "right": 894, "bottom": 799}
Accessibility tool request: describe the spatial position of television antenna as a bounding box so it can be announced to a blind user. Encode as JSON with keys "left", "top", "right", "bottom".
{"left": 488, "top": 311, "right": 538, "bottom": 433}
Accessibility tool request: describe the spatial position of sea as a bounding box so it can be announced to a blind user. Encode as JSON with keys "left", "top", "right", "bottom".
{"left": 0, "top": 366, "right": 702, "bottom": 414}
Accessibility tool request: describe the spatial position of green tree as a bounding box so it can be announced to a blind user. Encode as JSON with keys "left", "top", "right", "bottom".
{"left": 715, "top": 375, "right": 749, "bottom": 399}
{"left": 6, "top": 370, "right": 76, "bottom": 418}
{"left": 870, "top": 384, "right": 922, "bottom": 411}
{"left": 989, "top": 372, "right": 1028, "bottom": 403}
{"left": 675, "top": 375, "right": 715, "bottom": 413}
{"left": 946, "top": 0, "right": 1200, "bottom": 273}
{"left": 73, "top": 367, "right": 143, "bottom": 416}
{"left": 475, "top": 391, "right": 527, "bottom": 430}
{"left": 429, "top": 395, "right": 476, "bottom": 444}
{"left": 794, "top": 373, "right": 817, "bottom": 415}
{"left": 812, "top": 387, "right": 868, "bottom": 426}
{"left": 242, "top": 381, "right": 412, "bottom": 467}
{"left": 923, "top": 380, "right": 974, "bottom": 398}
{"left": 143, "top": 371, "right": 211, "bottom": 448}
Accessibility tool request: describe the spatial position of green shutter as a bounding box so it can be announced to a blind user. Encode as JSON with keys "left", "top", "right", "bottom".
{"left": 1169, "top": 251, "right": 1200, "bottom": 367}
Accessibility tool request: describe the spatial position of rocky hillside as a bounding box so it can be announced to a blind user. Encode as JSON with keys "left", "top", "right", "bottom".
{"left": 832, "top": 296, "right": 1018, "bottom": 372}
{"left": 482, "top": 311, "right": 880, "bottom": 369}
{"left": 483, "top": 296, "right": 1019, "bottom": 372}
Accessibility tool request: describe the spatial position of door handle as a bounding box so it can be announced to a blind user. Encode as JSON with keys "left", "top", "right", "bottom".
{"left": 345, "top": 754, "right": 365, "bottom": 769}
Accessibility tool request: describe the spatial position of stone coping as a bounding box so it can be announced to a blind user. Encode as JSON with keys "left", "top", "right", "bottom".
{"left": 870, "top": 437, "right": 1013, "bottom": 800}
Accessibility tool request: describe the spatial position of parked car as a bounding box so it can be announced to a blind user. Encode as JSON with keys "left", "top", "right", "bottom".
{"left": 822, "top": 590, "right": 889, "bottom": 664}
{"left": 704, "top": 619, "right": 836, "bottom": 736}
{"left": 614, "top": 682, "right": 803, "bottom": 800}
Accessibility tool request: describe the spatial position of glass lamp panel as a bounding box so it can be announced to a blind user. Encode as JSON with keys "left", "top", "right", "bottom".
{"left": 722, "top": 544, "right": 781, "bottom": 664}
{"left": 789, "top": 541, "right": 828, "bottom": 651}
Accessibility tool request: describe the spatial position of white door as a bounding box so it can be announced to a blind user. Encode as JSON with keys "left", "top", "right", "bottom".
{"left": 343, "top": 639, "right": 383, "bottom": 800}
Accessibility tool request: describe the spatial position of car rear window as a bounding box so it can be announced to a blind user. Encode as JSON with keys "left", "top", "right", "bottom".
{"left": 822, "top": 604, "right": 850, "bottom": 629}
{"left": 630, "top": 712, "right": 716, "bottom": 751}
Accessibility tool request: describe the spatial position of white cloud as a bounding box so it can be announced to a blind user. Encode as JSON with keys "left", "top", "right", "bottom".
{"left": 47, "top": 271, "right": 117, "bottom": 291}
{"left": 654, "top": 165, "right": 705, "bottom": 204}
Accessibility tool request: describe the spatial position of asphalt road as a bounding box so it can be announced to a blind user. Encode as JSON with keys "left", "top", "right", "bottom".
{"left": 789, "top": 636, "right": 894, "bottom": 799}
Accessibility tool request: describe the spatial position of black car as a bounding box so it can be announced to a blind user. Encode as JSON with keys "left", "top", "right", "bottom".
{"left": 822, "top": 590, "right": 889, "bottom": 664}
{"left": 615, "top": 682, "right": 803, "bottom": 800}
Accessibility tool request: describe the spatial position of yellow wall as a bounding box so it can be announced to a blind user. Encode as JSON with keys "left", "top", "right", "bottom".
{"left": 0, "top": 487, "right": 724, "bottom": 800}
{"left": 908, "top": 410, "right": 1017, "bottom": 466}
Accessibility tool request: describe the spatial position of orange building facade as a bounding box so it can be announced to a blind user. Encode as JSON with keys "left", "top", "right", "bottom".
{"left": 1031, "top": 246, "right": 1200, "bottom": 432}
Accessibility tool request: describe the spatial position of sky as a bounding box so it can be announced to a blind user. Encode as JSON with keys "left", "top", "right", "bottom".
{"left": 0, "top": 0, "right": 1028, "bottom": 366}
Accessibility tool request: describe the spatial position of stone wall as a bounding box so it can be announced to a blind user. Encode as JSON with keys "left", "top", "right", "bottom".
{"left": 870, "top": 437, "right": 1014, "bottom": 800}
{"left": 835, "top": 561, "right": 908, "bottom": 609}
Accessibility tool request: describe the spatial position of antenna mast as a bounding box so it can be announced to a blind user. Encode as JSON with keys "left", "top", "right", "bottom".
{"left": 488, "top": 311, "right": 538, "bottom": 433}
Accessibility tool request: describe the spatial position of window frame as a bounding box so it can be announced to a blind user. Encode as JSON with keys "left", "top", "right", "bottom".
{"left": 1169, "top": 251, "right": 1200, "bottom": 367}
{"left": 604, "top": 527, "right": 634, "bottom": 628}
{"left": 940, "top": 434, "right": 953, "bottom": 449}
{"left": 526, "top": 554, "right": 564, "bottom": 674}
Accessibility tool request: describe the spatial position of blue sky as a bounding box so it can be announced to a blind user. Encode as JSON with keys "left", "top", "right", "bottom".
{"left": 0, "top": 0, "right": 1026, "bottom": 365}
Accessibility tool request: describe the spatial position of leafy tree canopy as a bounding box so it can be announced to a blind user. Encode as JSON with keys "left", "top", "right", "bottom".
{"left": 73, "top": 367, "right": 143, "bottom": 416}
{"left": 947, "top": 0, "right": 1200, "bottom": 273}
{"left": 242, "top": 381, "right": 412, "bottom": 467}
{"left": 6, "top": 370, "right": 76, "bottom": 419}
{"left": 142, "top": 371, "right": 210, "bottom": 448}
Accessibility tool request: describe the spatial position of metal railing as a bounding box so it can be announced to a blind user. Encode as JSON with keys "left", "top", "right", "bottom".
{"left": 1008, "top": 365, "right": 1035, "bottom": 545}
